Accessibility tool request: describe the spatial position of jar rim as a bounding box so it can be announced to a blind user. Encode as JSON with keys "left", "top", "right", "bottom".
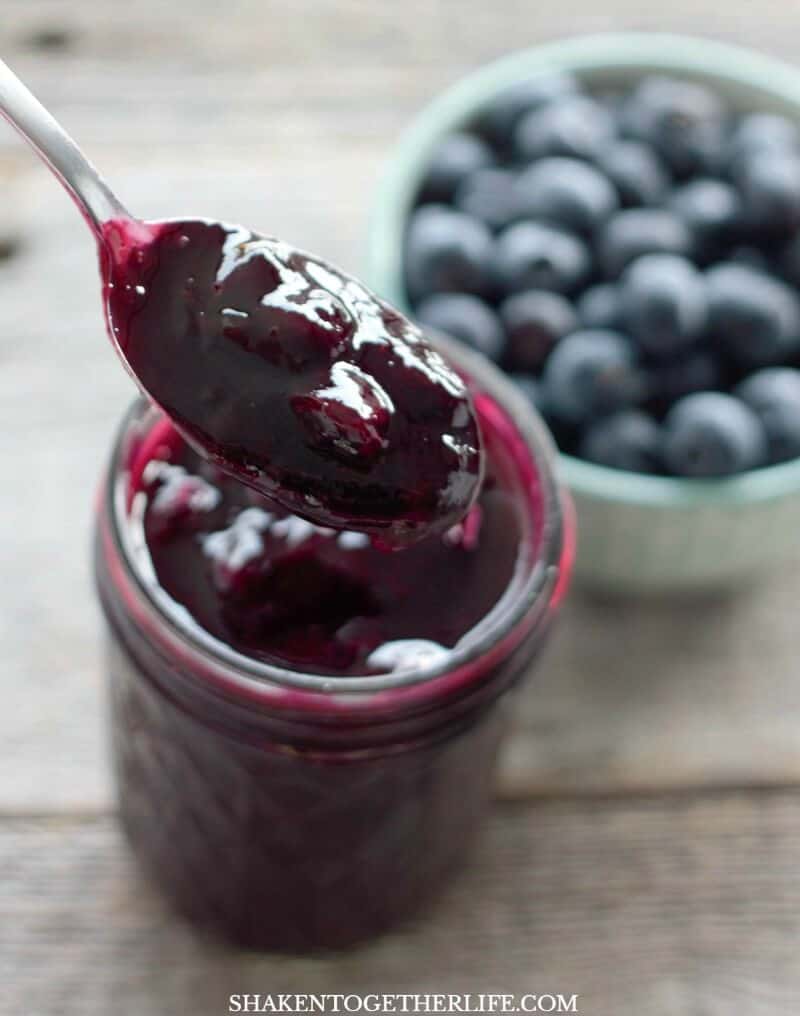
{"left": 103, "top": 333, "right": 569, "bottom": 704}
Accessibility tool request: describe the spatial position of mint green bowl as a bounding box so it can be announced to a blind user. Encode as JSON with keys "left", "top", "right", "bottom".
{"left": 366, "top": 33, "right": 800, "bottom": 594}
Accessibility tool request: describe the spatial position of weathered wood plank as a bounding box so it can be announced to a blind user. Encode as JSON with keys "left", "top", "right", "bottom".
{"left": 3, "top": 0, "right": 800, "bottom": 158}
{"left": 2, "top": 3, "right": 800, "bottom": 1012}
{"left": 6, "top": 0, "right": 800, "bottom": 813}
{"left": 5, "top": 0, "right": 800, "bottom": 75}
{"left": 3, "top": 792, "right": 800, "bottom": 1015}
{"left": 6, "top": 161, "right": 800, "bottom": 812}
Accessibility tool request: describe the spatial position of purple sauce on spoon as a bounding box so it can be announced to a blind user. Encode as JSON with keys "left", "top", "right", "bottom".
{"left": 101, "top": 218, "right": 484, "bottom": 545}
{"left": 0, "top": 60, "right": 484, "bottom": 546}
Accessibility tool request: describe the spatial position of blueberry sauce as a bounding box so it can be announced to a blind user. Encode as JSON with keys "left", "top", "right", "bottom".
{"left": 101, "top": 218, "right": 484, "bottom": 545}
{"left": 127, "top": 400, "right": 528, "bottom": 678}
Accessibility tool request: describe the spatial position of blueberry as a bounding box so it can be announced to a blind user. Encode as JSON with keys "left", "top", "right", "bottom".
{"left": 576, "top": 284, "right": 622, "bottom": 330}
{"left": 706, "top": 263, "right": 800, "bottom": 366}
{"left": 730, "top": 245, "right": 771, "bottom": 272}
{"left": 511, "top": 372, "right": 544, "bottom": 413}
{"left": 750, "top": 399, "right": 800, "bottom": 464}
{"left": 203, "top": 507, "right": 273, "bottom": 600}
{"left": 293, "top": 363, "right": 394, "bottom": 466}
{"left": 499, "top": 289, "right": 578, "bottom": 371}
{"left": 417, "top": 132, "right": 495, "bottom": 203}
{"left": 594, "top": 140, "right": 671, "bottom": 206}
{"left": 647, "top": 351, "right": 723, "bottom": 412}
{"left": 620, "top": 76, "right": 726, "bottom": 176}
{"left": 663, "top": 392, "right": 767, "bottom": 477}
{"left": 542, "top": 329, "right": 643, "bottom": 423}
{"left": 670, "top": 178, "right": 742, "bottom": 259}
{"left": 620, "top": 254, "right": 708, "bottom": 357}
{"left": 736, "top": 367, "right": 800, "bottom": 415}
{"left": 454, "top": 168, "right": 519, "bottom": 231}
{"left": 736, "top": 154, "right": 800, "bottom": 234}
{"left": 726, "top": 113, "right": 800, "bottom": 174}
{"left": 495, "top": 221, "right": 591, "bottom": 295}
{"left": 597, "top": 209, "right": 693, "bottom": 278}
{"left": 598, "top": 90, "right": 626, "bottom": 115}
{"left": 405, "top": 205, "right": 494, "bottom": 300}
{"left": 474, "top": 73, "right": 579, "bottom": 147}
{"left": 735, "top": 367, "right": 800, "bottom": 463}
{"left": 514, "top": 94, "right": 615, "bottom": 162}
{"left": 146, "top": 463, "right": 221, "bottom": 540}
{"left": 579, "top": 409, "right": 663, "bottom": 473}
{"left": 513, "top": 157, "right": 618, "bottom": 234}
{"left": 779, "top": 232, "right": 800, "bottom": 287}
{"left": 415, "top": 292, "right": 505, "bottom": 361}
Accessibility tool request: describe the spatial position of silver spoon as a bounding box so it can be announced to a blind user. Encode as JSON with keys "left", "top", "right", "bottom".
{"left": 0, "top": 57, "right": 485, "bottom": 543}
{"left": 0, "top": 56, "right": 130, "bottom": 233}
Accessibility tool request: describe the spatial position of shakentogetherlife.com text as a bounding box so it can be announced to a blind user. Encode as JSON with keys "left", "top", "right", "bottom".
{"left": 228, "top": 994, "right": 581, "bottom": 1014}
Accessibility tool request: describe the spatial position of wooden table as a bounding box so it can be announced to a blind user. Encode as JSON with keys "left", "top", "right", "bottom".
{"left": 3, "top": 3, "right": 800, "bottom": 1013}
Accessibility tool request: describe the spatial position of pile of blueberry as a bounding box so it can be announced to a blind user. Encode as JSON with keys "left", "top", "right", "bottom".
{"left": 404, "top": 72, "right": 800, "bottom": 477}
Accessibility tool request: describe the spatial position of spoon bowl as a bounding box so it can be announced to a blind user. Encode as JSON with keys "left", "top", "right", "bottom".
{"left": 102, "top": 216, "right": 484, "bottom": 543}
{"left": 0, "top": 58, "right": 485, "bottom": 544}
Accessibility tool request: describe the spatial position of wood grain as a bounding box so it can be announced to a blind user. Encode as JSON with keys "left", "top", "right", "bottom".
{"left": 3, "top": 4, "right": 800, "bottom": 1011}
{"left": 3, "top": 792, "right": 800, "bottom": 1016}
{"left": 4, "top": 1, "right": 800, "bottom": 812}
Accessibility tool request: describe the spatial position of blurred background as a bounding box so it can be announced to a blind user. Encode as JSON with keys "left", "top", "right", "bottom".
{"left": 3, "top": 2, "right": 800, "bottom": 1014}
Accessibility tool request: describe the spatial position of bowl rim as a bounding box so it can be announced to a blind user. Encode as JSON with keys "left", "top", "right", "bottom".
{"left": 366, "top": 31, "right": 800, "bottom": 509}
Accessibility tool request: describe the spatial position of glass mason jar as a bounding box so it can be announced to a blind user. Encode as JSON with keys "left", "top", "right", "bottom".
{"left": 94, "top": 339, "right": 572, "bottom": 952}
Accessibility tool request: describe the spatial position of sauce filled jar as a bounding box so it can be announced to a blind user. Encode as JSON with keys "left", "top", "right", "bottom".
{"left": 94, "top": 339, "right": 572, "bottom": 951}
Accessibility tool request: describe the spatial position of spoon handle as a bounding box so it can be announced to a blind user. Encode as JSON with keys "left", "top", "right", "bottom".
{"left": 0, "top": 57, "right": 129, "bottom": 232}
